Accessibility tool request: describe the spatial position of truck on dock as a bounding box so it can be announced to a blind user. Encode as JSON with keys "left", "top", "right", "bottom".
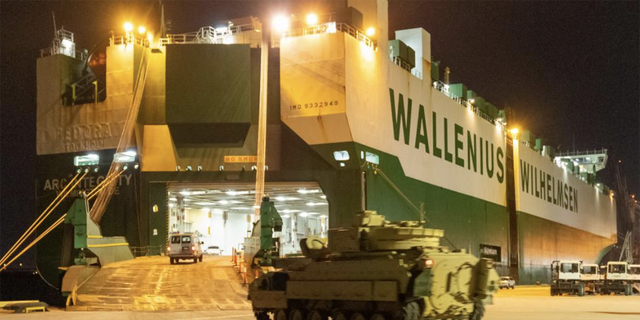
{"left": 550, "top": 260, "right": 585, "bottom": 296}
{"left": 601, "top": 261, "right": 633, "bottom": 295}
{"left": 248, "top": 210, "right": 500, "bottom": 320}
{"left": 580, "top": 263, "right": 602, "bottom": 294}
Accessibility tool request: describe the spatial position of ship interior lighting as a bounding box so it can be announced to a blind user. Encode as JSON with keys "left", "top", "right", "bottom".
{"left": 219, "top": 200, "right": 229, "bottom": 205}
{"left": 138, "top": 26, "right": 146, "bottom": 34}
{"left": 169, "top": 197, "right": 177, "bottom": 201}
{"left": 124, "top": 22, "right": 133, "bottom": 32}
{"left": 320, "top": 214, "right": 328, "bottom": 218}
{"left": 179, "top": 191, "right": 191, "bottom": 196}
{"left": 226, "top": 190, "right": 250, "bottom": 196}
{"left": 282, "top": 215, "right": 291, "bottom": 218}
{"left": 272, "top": 15, "right": 290, "bottom": 33}
{"left": 306, "top": 13, "right": 318, "bottom": 25}
{"left": 299, "top": 212, "right": 309, "bottom": 217}
{"left": 339, "top": 163, "right": 346, "bottom": 167}
{"left": 275, "top": 196, "right": 300, "bottom": 201}
{"left": 306, "top": 202, "right": 327, "bottom": 206}
{"left": 297, "top": 189, "right": 320, "bottom": 194}
{"left": 469, "top": 98, "right": 475, "bottom": 104}
{"left": 169, "top": 203, "right": 175, "bottom": 208}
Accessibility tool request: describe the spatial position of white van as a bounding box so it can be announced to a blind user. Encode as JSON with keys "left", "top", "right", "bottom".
{"left": 168, "top": 233, "right": 203, "bottom": 264}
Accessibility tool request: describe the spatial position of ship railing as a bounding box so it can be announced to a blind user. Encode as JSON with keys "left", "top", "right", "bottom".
{"left": 271, "top": 22, "right": 375, "bottom": 49}
{"left": 129, "top": 245, "right": 165, "bottom": 257}
{"left": 39, "top": 46, "right": 87, "bottom": 61}
{"left": 159, "top": 23, "right": 259, "bottom": 46}
{"left": 388, "top": 56, "right": 422, "bottom": 80}
{"left": 411, "top": 69, "right": 423, "bottom": 79}
{"left": 110, "top": 35, "right": 150, "bottom": 47}
{"left": 556, "top": 149, "right": 608, "bottom": 157}
{"left": 432, "top": 80, "right": 496, "bottom": 125}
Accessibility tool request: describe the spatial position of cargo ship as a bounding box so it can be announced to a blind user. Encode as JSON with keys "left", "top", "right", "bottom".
{"left": 4, "top": 0, "right": 620, "bottom": 301}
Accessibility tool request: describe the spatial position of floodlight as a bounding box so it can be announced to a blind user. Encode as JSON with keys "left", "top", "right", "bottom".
{"left": 366, "top": 27, "right": 375, "bottom": 36}
{"left": 124, "top": 22, "right": 133, "bottom": 32}
{"left": 272, "top": 15, "right": 290, "bottom": 33}
{"left": 306, "top": 13, "right": 318, "bottom": 25}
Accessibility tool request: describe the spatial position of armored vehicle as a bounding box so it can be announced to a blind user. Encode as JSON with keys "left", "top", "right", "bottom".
{"left": 249, "top": 211, "right": 500, "bottom": 320}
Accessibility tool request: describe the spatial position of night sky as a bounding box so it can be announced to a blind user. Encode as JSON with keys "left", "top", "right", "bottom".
{"left": 1, "top": 1, "right": 639, "bottom": 259}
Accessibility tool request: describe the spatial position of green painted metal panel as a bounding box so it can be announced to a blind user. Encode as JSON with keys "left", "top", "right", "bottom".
{"left": 165, "top": 44, "right": 251, "bottom": 124}
{"left": 35, "top": 149, "right": 139, "bottom": 287}
{"left": 148, "top": 183, "right": 168, "bottom": 253}
{"left": 448, "top": 84, "right": 468, "bottom": 100}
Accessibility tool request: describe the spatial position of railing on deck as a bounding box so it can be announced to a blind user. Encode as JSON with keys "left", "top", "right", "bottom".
{"left": 271, "top": 22, "right": 375, "bottom": 49}
{"left": 159, "top": 23, "right": 260, "bottom": 47}
{"left": 39, "top": 47, "right": 87, "bottom": 60}
{"left": 556, "top": 149, "right": 608, "bottom": 157}
{"left": 432, "top": 80, "right": 497, "bottom": 125}
{"left": 111, "top": 35, "right": 150, "bottom": 47}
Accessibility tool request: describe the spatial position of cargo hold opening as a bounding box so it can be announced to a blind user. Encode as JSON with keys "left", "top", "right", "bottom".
{"left": 167, "top": 182, "right": 329, "bottom": 256}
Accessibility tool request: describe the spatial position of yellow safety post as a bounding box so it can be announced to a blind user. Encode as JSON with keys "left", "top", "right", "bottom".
{"left": 25, "top": 306, "right": 46, "bottom": 313}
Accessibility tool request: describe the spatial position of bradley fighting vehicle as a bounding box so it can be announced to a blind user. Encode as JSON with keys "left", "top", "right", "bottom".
{"left": 249, "top": 211, "right": 500, "bottom": 320}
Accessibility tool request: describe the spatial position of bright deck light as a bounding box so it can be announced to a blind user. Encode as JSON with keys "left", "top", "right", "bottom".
{"left": 366, "top": 27, "right": 375, "bottom": 36}
{"left": 124, "top": 22, "right": 133, "bottom": 32}
{"left": 272, "top": 15, "right": 290, "bottom": 32}
{"left": 306, "top": 13, "right": 318, "bottom": 25}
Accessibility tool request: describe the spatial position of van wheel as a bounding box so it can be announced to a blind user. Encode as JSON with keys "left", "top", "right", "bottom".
{"left": 194, "top": 257, "right": 198, "bottom": 263}
{"left": 199, "top": 255, "right": 203, "bottom": 262}
{"left": 170, "top": 258, "right": 174, "bottom": 265}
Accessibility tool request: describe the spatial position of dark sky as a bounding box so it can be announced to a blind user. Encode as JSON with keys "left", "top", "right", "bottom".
{"left": 1, "top": 1, "right": 639, "bottom": 250}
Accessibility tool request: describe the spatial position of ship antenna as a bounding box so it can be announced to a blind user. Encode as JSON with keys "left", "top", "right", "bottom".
{"left": 444, "top": 66, "right": 450, "bottom": 84}
{"left": 159, "top": 0, "right": 166, "bottom": 38}
{"left": 52, "top": 11, "right": 57, "bottom": 36}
